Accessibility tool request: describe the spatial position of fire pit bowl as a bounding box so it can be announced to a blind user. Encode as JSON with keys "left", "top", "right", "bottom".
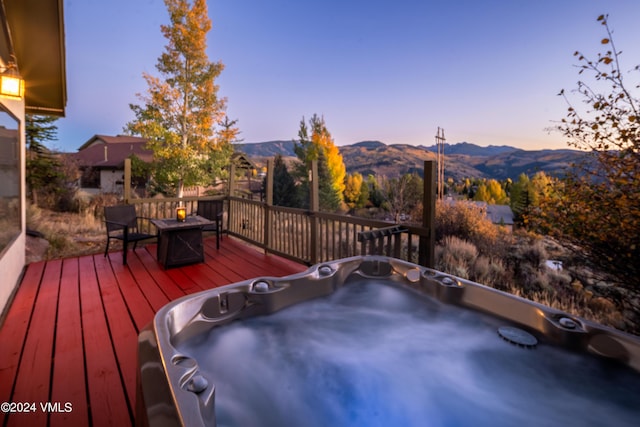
{"left": 137, "top": 256, "right": 640, "bottom": 427}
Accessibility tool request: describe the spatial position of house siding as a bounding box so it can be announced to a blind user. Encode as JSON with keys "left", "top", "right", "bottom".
{"left": 0, "top": 97, "right": 26, "bottom": 319}
{"left": 100, "top": 169, "right": 124, "bottom": 193}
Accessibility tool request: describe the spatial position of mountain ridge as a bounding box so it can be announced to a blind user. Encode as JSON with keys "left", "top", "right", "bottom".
{"left": 235, "top": 140, "right": 585, "bottom": 181}
{"left": 421, "top": 141, "right": 522, "bottom": 156}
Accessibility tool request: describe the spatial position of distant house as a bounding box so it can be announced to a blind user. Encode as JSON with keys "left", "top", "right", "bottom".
{"left": 474, "top": 202, "right": 515, "bottom": 231}
{"left": 230, "top": 152, "right": 262, "bottom": 199}
{"left": 72, "top": 138, "right": 262, "bottom": 197}
{"left": 72, "top": 134, "right": 152, "bottom": 195}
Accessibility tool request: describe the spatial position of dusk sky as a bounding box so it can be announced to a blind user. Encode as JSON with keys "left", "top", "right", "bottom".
{"left": 57, "top": 0, "right": 640, "bottom": 152}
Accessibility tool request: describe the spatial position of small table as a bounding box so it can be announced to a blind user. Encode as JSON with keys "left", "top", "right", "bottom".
{"left": 150, "top": 215, "right": 213, "bottom": 269}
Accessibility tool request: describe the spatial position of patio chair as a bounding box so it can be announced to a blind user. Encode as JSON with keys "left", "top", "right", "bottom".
{"left": 104, "top": 205, "right": 155, "bottom": 265}
{"left": 197, "top": 199, "right": 224, "bottom": 249}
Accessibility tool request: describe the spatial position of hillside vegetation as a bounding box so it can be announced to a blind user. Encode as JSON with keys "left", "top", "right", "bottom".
{"left": 434, "top": 200, "right": 639, "bottom": 335}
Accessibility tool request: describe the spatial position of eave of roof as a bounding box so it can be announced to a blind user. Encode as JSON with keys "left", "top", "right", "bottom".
{"left": 78, "top": 134, "right": 149, "bottom": 151}
{"left": 231, "top": 151, "right": 257, "bottom": 170}
{"left": 4, "top": 0, "right": 67, "bottom": 116}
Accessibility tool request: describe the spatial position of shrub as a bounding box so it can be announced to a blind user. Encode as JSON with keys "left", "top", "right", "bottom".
{"left": 545, "top": 268, "right": 572, "bottom": 290}
{"left": 519, "top": 239, "right": 548, "bottom": 268}
{"left": 435, "top": 200, "right": 498, "bottom": 256}
{"left": 444, "top": 235, "right": 477, "bottom": 264}
{"left": 85, "top": 193, "right": 120, "bottom": 219}
{"left": 436, "top": 236, "right": 477, "bottom": 278}
{"left": 471, "top": 256, "right": 510, "bottom": 290}
{"left": 436, "top": 235, "right": 513, "bottom": 289}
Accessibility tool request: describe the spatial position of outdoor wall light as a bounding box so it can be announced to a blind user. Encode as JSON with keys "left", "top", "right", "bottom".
{"left": 0, "top": 64, "right": 25, "bottom": 99}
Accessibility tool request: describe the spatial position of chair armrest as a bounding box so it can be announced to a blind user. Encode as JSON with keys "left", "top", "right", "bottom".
{"left": 105, "top": 219, "right": 130, "bottom": 227}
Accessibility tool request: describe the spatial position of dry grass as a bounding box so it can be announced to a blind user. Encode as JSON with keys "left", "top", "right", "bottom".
{"left": 435, "top": 237, "right": 632, "bottom": 332}
{"left": 507, "top": 286, "right": 626, "bottom": 330}
{"left": 27, "top": 204, "right": 106, "bottom": 260}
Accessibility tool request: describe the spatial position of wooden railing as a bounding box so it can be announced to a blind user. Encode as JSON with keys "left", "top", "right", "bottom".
{"left": 227, "top": 197, "right": 431, "bottom": 266}
{"left": 124, "top": 194, "right": 432, "bottom": 266}
{"left": 227, "top": 197, "right": 265, "bottom": 247}
{"left": 127, "top": 196, "right": 225, "bottom": 235}
{"left": 121, "top": 158, "right": 436, "bottom": 267}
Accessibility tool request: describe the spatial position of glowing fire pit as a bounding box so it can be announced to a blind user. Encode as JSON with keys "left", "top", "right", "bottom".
{"left": 137, "top": 256, "right": 640, "bottom": 426}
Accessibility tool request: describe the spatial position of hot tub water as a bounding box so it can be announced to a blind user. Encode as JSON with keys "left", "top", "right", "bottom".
{"left": 179, "top": 280, "right": 640, "bottom": 427}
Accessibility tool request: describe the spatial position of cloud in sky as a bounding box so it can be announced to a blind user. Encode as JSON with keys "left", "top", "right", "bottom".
{"left": 56, "top": 0, "right": 640, "bottom": 152}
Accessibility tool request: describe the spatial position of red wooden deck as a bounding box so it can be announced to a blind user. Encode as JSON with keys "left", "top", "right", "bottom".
{"left": 0, "top": 236, "right": 306, "bottom": 427}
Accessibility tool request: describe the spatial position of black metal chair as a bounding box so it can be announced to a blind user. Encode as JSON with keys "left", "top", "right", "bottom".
{"left": 104, "top": 205, "right": 155, "bottom": 265}
{"left": 197, "top": 199, "right": 224, "bottom": 249}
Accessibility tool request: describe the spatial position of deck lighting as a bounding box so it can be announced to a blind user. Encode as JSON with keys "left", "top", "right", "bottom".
{"left": 0, "top": 63, "right": 25, "bottom": 99}
{"left": 176, "top": 205, "right": 187, "bottom": 222}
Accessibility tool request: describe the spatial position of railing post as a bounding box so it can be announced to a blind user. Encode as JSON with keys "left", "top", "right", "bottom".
{"left": 309, "top": 160, "right": 319, "bottom": 264}
{"left": 309, "top": 159, "right": 319, "bottom": 212}
{"left": 228, "top": 163, "right": 236, "bottom": 197}
{"left": 227, "top": 164, "right": 237, "bottom": 235}
{"left": 393, "top": 233, "right": 402, "bottom": 258}
{"left": 420, "top": 160, "right": 436, "bottom": 268}
{"left": 124, "top": 158, "right": 131, "bottom": 204}
{"left": 264, "top": 158, "right": 274, "bottom": 254}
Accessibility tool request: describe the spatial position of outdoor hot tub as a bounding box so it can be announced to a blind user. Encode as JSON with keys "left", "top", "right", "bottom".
{"left": 137, "top": 256, "right": 640, "bottom": 427}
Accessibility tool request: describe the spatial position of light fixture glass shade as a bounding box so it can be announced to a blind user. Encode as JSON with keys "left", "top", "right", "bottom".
{"left": 0, "top": 74, "right": 24, "bottom": 99}
{"left": 176, "top": 206, "right": 187, "bottom": 222}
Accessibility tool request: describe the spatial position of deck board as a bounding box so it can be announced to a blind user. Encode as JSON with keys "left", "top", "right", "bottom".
{"left": 165, "top": 265, "right": 200, "bottom": 293}
{"left": 123, "top": 251, "right": 173, "bottom": 311}
{"left": 78, "top": 255, "right": 133, "bottom": 427}
{"left": 0, "top": 261, "right": 45, "bottom": 427}
{"left": 50, "top": 258, "right": 89, "bottom": 427}
{"left": 132, "top": 249, "right": 186, "bottom": 301}
{"left": 7, "top": 260, "right": 62, "bottom": 427}
{"left": 94, "top": 254, "right": 140, "bottom": 411}
{"left": 106, "top": 253, "right": 156, "bottom": 331}
{"left": 0, "top": 236, "right": 306, "bottom": 427}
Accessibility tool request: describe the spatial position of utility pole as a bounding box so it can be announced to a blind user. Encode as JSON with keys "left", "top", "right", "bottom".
{"left": 435, "top": 127, "right": 446, "bottom": 200}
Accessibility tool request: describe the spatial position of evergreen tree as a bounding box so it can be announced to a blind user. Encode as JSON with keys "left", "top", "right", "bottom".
{"left": 25, "top": 115, "right": 64, "bottom": 207}
{"left": 126, "top": 0, "right": 231, "bottom": 197}
{"left": 366, "top": 174, "right": 384, "bottom": 207}
{"left": 358, "top": 178, "right": 370, "bottom": 208}
{"left": 316, "top": 148, "right": 341, "bottom": 212}
{"left": 272, "top": 154, "right": 298, "bottom": 207}
{"left": 511, "top": 172, "right": 553, "bottom": 226}
{"left": 510, "top": 173, "right": 531, "bottom": 224}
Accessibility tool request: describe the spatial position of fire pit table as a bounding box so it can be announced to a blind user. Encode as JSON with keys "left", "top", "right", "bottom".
{"left": 137, "top": 256, "right": 640, "bottom": 427}
{"left": 150, "top": 215, "right": 213, "bottom": 269}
